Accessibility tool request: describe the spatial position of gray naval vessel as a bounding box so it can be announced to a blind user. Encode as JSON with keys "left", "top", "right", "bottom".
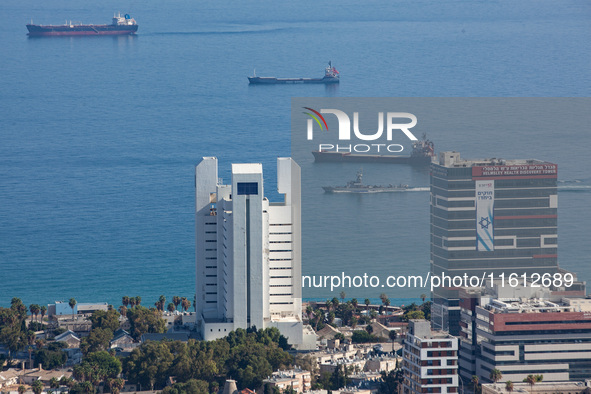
{"left": 322, "top": 169, "right": 409, "bottom": 193}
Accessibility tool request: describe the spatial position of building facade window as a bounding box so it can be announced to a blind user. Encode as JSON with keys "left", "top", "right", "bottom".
{"left": 237, "top": 182, "right": 258, "bottom": 195}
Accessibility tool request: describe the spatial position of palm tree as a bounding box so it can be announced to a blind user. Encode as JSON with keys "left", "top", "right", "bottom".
{"left": 351, "top": 298, "right": 358, "bottom": 313}
{"left": 30, "top": 304, "right": 40, "bottom": 323}
{"left": 350, "top": 316, "right": 358, "bottom": 329}
{"left": 384, "top": 298, "right": 391, "bottom": 308}
{"left": 331, "top": 297, "right": 339, "bottom": 311}
{"left": 181, "top": 297, "right": 191, "bottom": 312}
{"left": 389, "top": 330, "right": 398, "bottom": 342}
{"left": 325, "top": 299, "right": 332, "bottom": 312}
{"left": 524, "top": 375, "right": 536, "bottom": 393}
{"left": 340, "top": 291, "right": 346, "bottom": 302}
{"left": 173, "top": 296, "right": 181, "bottom": 311}
{"left": 158, "top": 295, "right": 166, "bottom": 311}
{"left": 31, "top": 380, "right": 44, "bottom": 394}
{"left": 69, "top": 298, "right": 77, "bottom": 319}
{"left": 118, "top": 305, "right": 127, "bottom": 317}
{"left": 122, "top": 296, "right": 129, "bottom": 308}
{"left": 420, "top": 294, "right": 427, "bottom": 303}
{"left": 135, "top": 296, "right": 142, "bottom": 306}
{"left": 40, "top": 305, "right": 47, "bottom": 323}
{"left": 60, "top": 376, "right": 74, "bottom": 389}
{"left": 379, "top": 293, "right": 388, "bottom": 303}
{"left": 471, "top": 375, "right": 479, "bottom": 394}
{"left": 167, "top": 303, "right": 176, "bottom": 313}
{"left": 505, "top": 381, "right": 514, "bottom": 393}
{"left": 112, "top": 378, "right": 125, "bottom": 394}
{"left": 489, "top": 368, "right": 502, "bottom": 384}
{"left": 129, "top": 297, "right": 136, "bottom": 308}
{"left": 49, "top": 377, "right": 60, "bottom": 390}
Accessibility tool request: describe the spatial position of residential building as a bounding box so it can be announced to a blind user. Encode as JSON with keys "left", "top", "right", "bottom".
{"left": 0, "top": 369, "right": 20, "bottom": 389}
{"left": 481, "top": 381, "right": 591, "bottom": 394}
{"left": 403, "top": 320, "right": 459, "bottom": 394}
{"left": 262, "top": 368, "right": 312, "bottom": 393}
{"left": 54, "top": 330, "right": 80, "bottom": 348}
{"left": 319, "top": 358, "right": 366, "bottom": 375}
{"left": 110, "top": 329, "right": 135, "bottom": 349}
{"left": 365, "top": 356, "right": 398, "bottom": 373}
{"left": 48, "top": 301, "right": 77, "bottom": 317}
{"left": 429, "top": 151, "right": 575, "bottom": 335}
{"left": 459, "top": 288, "right": 591, "bottom": 382}
{"left": 21, "top": 367, "right": 72, "bottom": 385}
{"left": 195, "top": 157, "right": 314, "bottom": 349}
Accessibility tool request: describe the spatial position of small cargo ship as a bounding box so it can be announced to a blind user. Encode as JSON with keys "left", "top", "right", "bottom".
{"left": 313, "top": 134, "right": 435, "bottom": 165}
{"left": 323, "top": 169, "right": 410, "bottom": 193}
{"left": 26, "top": 13, "right": 138, "bottom": 36}
{"left": 248, "top": 62, "right": 340, "bottom": 84}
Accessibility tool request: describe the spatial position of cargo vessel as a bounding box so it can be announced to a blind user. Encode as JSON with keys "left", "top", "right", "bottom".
{"left": 312, "top": 134, "right": 435, "bottom": 165}
{"left": 26, "top": 13, "right": 138, "bottom": 36}
{"left": 323, "top": 169, "right": 410, "bottom": 193}
{"left": 248, "top": 62, "right": 339, "bottom": 84}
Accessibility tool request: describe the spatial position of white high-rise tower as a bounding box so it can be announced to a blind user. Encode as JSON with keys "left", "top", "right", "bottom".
{"left": 195, "top": 157, "right": 314, "bottom": 348}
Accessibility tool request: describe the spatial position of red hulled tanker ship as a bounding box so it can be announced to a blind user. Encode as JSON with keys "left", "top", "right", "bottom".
{"left": 26, "top": 13, "right": 138, "bottom": 36}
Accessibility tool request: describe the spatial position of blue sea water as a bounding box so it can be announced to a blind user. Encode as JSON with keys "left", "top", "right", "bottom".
{"left": 0, "top": 0, "right": 590, "bottom": 308}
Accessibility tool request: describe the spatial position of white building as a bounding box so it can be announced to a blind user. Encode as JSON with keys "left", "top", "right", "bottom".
{"left": 195, "top": 157, "right": 314, "bottom": 349}
{"left": 403, "top": 320, "right": 459, "bottom": 394}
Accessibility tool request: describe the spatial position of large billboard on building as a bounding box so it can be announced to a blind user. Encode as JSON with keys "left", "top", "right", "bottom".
{"left": 472, "top": 163, "right": 557, "bottom": 179}
{"left": 476, "top": 180, "right": 494, "bottom": 251}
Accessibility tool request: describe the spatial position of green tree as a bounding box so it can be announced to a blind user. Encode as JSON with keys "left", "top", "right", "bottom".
{"left": 50, "top": 377, "right": 60, "bottom": 389}
{"left": 173, "top": 296, "right": 181, "bottom": 311}
{"left": 388, "top": 329, "right": 398, "bottom": 342}
{"left": 31, "top": 379, "right": 44, "bottom": 394}
{"left": 379, "top": 369, "right": 403, "bottom": 394}
{"left": 34, "top": 347, "right": 67, "bottom": 369}
{"left": 472, "top": 375, "right": 480, "bottom": 394}
{"left": 365, "top": 324, "right": 373, "bottom": 334}
{"left": 29, "top": 304, "right": 40, "bottom": 323}
{"left": 69, "top": 298, "right": 77, "bottom": 319}
{"left": 162, "top": 379, "right": 209, "bottom": 394}
{"left": 89, "top": 309, "right": 120, "bottom": 332}
{"left": 40, "top": 306, "right": 47, "bottom": 323}
{"left": 84, "top": 351, "right": 122, "bottom": 379}
{"left": 364, "top": 298, "right": 370, "bottom": 309}
{"left": 118, "top": 305, "right": 127, "bottom": 318}
{"left": 333, "top": 333, "right": 345, "bottom": 342}
{"left": 167, "top": 303, "right": 176, "bottom": 313}
{"left": 351, "top": 330, "right": 375, "bottom": 343}
{"left": 403, "top": 310, "right": 425, "bottom": 321}
{"left": 111, "top": 378, "right": 124, "bottom": 394}
{"left": 181, "top": 297, "right": 191, "bottom": 312}
{"left": 490, "top": 368, "right": 502, "bottom": 383}
{"left": 126, "top": 306, "right": 167, "bottom": 340}
{"left": 70, "top": 381, "right": 94, "bottom": 394}
{"left": 18, "top": 385, "right": 26, "bottom": 394}
{"left": 122, "top": 296, "right": 129, "bottom": 308}
{"left": 506, "top": 381, "right": 514, "bottom": 393}
{"left": 524, "top": 375, "right": 536, "bottom": 393}
{"left": 80, "top": 328, "right": 113, "bottom": 355}
{"left": 158, "top": 295, "right": 166, "bottom": 312}
{"left": 124, "top": 341, "right": 174, "bottom": 390}
{"left": 351, "top": 298, "right": 358, "bottom": 313}
{"left": 329, "top": 364, "right": 348, "bottom": 390}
